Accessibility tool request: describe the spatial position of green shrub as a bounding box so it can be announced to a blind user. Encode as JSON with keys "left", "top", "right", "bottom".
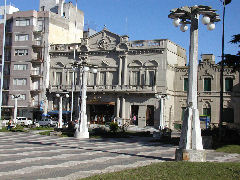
{"left": 10, "top": 125, "right": 26, "bottom": 132}
{"left": 109, "top": 122, "right": 118, "bottom": 133}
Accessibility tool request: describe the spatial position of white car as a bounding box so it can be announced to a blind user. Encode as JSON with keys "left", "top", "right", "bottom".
{"left": 16, "top": 117, "right": 33, "bottom": 126}
{"left": 37, "top": 119, "right": 57, "bottom": 127}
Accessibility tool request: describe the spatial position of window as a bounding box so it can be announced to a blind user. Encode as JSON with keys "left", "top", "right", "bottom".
{"left": 14, "top": 64, "right": 27, "bottom": 70}
{"left": 16, "top": 19, "right": 30, "bottom": 26}
{"left": 15, "top": 34, "right": 29, "bottom": 41}
{"left": 149, "top": 71, "right": 155, "bottom": 86}
{"left": 184, "top": 78, "right": 188, "bottom": 91}
{"left": 203, "top": 108, "right": 211, "bottom": 118}
{"left": 225, "top": 78, "right": 233, "bottom": 92}
{"left": 223, "top": 108, "right": 234, "bottom": 123}
{"left": 204, "top": 78, "right": 211, "bottom": 91}
{"left": 132, "top": 71, "right": 140, "bottom": 85}
{"left": 56, "top": 72, "right": 62, "bottom": 85}
{"left": 15, "top": 49, "right": 28, "bottom": 56}
{"left": 11, "top": 94, "right": 26, "bottom": 100}
{"left": 13, "top": 78, "right": 27, "bottom": 86}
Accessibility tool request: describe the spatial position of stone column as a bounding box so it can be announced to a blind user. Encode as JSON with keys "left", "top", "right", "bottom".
{"left": 96, "top": 71, "right": 100, "bottom": 86}
{"left": 145, "top": 69, "right": 149, "bottom": 86}
{"left": 116, "top": 97, "right": 120, "bottom": 117}
{"left": 106, "top": 71, "right": 110, "bottom": 89}
{"left": 122, "top": 56, "right": 128, "bottom": 86}
{"left": 118, "top": 57, "right": 122, "bottom": 86}
{"left": 121, "top": 97, "right": 125, "bottom": 119}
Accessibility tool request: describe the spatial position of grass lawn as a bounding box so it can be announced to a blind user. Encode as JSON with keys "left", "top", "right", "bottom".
{"left": 0, "top": 127, "right": 10, "bottom": 132}
{"left": 30, "top": 126, "right": 54, "bottom": 131}
{"left": 216, "top": 145, "right": 240, "bottom": 154}
{"left": 83, "top": 162, "right": 240, "bottom": 180}
{"left": 39, "top": 131, "right": 52, "bottom": 136}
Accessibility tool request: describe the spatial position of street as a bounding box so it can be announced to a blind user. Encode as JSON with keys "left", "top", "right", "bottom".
{"left": 0, "top": 132, "right": 239, "bottom": 180}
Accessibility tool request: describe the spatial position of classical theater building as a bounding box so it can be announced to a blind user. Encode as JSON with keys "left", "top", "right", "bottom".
{"left": 47, "top": 28, "right": 240, "bottom": 129}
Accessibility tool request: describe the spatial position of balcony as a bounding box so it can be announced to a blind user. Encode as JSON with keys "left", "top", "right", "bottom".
{"left": 34, "top": 25, "right": 43, "bottom": 32}
{"left": 30, "top": 70, "right": 42, "bottom": 78}
{"left": 30, "top": 85, "right": 42, "bottom": 92}
{"left": 49, "top": 84, "right": 157, "bottom": 94}
{"left": 32, "top": 40, "right": 43, "bottom": 48}
{"left": 31, "top": 53, "right": 43, "bottom": 63}
{"left": 32, "top": 101, "right": 40, "bottom": 107}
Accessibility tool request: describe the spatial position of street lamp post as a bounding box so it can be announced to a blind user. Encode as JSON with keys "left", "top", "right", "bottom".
{"left": 12, "top": 95, "right": 20, "bottom": 124}
{"left": 0, "top": 0, "right": 7, "bottom": 129}
{"left": 70, "top": 67, "right": 76, "bottom": 122}
{"left": 73, "top": 60, "right": 97, "bottom": 139}
{"left": 155, "top": 94, "right": 168, "bottom": 130}
{"left": 169, "top": 5, "right": 220, "bottom": 162}
{"left": 219, "top": 0, "right": 232, "bottom": 141}
{"left": 56, "top": 92, "right": 69, "bottom": 128}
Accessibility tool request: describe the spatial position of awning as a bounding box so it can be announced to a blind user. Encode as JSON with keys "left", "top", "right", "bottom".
{"left": 47, "top": 110, "right": 71, "bottom": 115}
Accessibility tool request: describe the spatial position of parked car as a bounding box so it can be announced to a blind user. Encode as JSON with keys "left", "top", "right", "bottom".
{"left": 36, "top": 118, "right": 57, "bottom": 127}
{"left": 16, "top": 117, "right": 33, "bottom": 126}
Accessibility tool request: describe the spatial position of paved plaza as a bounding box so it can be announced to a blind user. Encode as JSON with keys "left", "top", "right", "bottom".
{"left": 0, "top": 132, "right": 239, "bottom": 180}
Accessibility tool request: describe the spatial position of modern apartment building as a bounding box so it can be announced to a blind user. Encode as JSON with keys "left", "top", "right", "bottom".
{"left": 48, "top": 28, "right": 240, "bottom": 129}
{"left": 1, "top": 0, "right": 84, "bottom": 120}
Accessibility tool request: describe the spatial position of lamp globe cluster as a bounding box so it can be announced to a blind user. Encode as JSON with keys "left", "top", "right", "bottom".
{"left": 173, "top": 18, "right": 188, "bottom": 32}
{"left": 173, "top": 15, "right": 216, "bottom": 32}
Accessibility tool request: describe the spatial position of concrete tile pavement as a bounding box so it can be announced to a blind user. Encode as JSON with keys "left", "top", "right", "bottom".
{"left": 0, "top": 132, "right": 239, "bottom": 180}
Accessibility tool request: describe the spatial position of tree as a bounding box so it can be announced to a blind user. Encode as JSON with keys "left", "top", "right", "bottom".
{"left": 222, "top": 34, "right": 240, "bottom": 71}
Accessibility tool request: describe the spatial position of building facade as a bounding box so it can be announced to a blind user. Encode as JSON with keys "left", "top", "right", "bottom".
{"left": 48, "top": 28, "right": 240, "bottom": 129}
{"left": 1, "top": 0, "right": 84, "bottom": 120}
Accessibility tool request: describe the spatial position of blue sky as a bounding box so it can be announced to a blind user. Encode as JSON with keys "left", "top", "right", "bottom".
{"left": 1, "top": 0, "right": 239, "bottom": 62}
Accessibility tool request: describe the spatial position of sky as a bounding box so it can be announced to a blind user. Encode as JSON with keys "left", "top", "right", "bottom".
{"left": 1, "top": 0, "right": 239, "bottom": 63}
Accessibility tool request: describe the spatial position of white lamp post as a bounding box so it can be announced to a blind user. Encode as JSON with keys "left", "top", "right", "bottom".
{"left": 0, "top": 0, "right": 7, "bottom": 129}
{"left": 169, "top": 5, "right": 220, "bottom": 162}
{"left": 56, "top": 92, "right": 69, "bottom": 128}
{"left": 155, "top": 94, "right": 168, "bottom": 130}
{"left": 12, "top": 95, "right": 20, "bottom": 124}
{"left": 74, "top": 60, "right": 97, "bottom": 139}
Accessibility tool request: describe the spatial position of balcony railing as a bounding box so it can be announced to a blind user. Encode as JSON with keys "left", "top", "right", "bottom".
{"left": 31, "top": 85, "right": 42, "bottom": 91}
{"left": 129, "top": 39, "right": 165, "bottom": 49}
{"left": 32, "top": 40, "right": 43, "bottom": 47}
{"left": 49, "top": 84, "right": 157, "bottom": 93}
{"left": 32, "top": 101, "right": 40, "bottom": 107}
{"left": 31, "top": 53, "right": 43, "bottom": 63}
{"left": 30, "top": 70, "right": 42, "bottom": 77}
{"left": 33, "top": 25, "right": 43, "bottom": 33}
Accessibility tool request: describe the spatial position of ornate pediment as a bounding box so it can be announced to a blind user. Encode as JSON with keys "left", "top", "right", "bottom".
{"left": 144, "top": 60, "right": 158, "bottom": 67}
{"left": 86, "top": 28, "right": 121, "bottom": 51}
{"left": 55, "top": 62, "right": 65, "bottom": 68}
{"left": 128, "top": 60, "right": 143, "bottom": 67}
